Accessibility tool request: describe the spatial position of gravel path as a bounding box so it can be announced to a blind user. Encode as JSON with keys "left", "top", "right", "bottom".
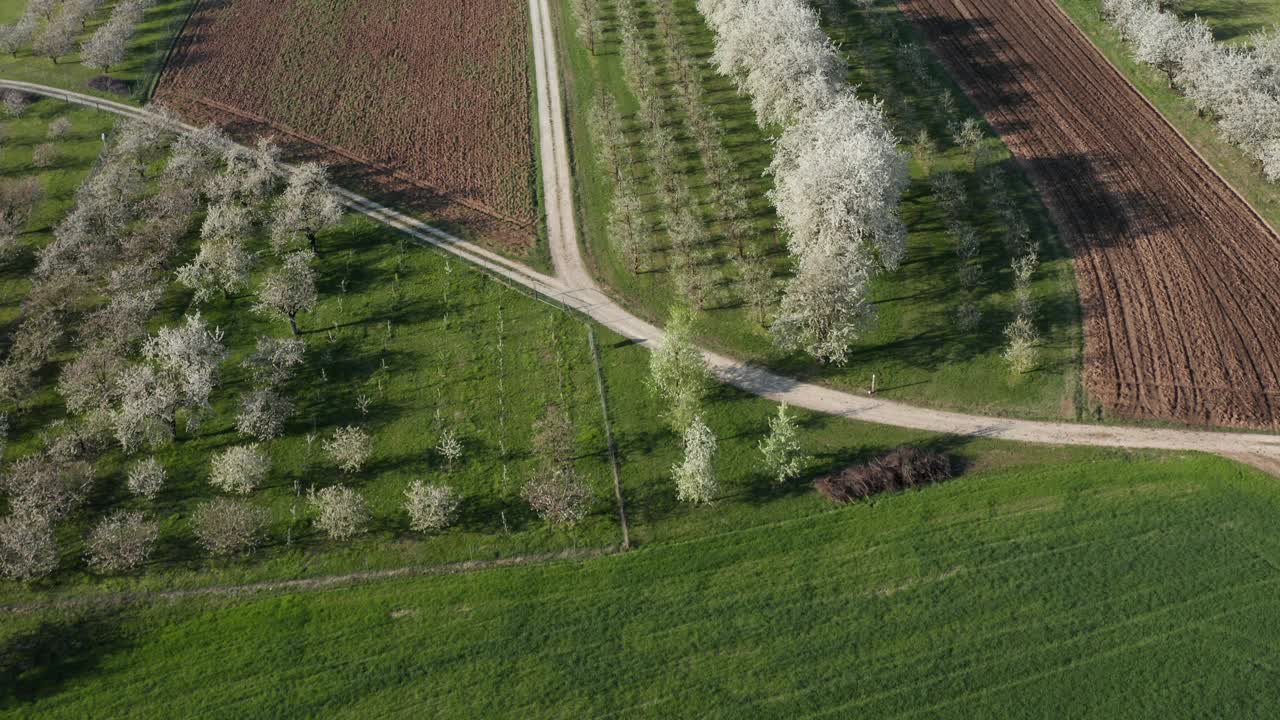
{"left": 6, "top": 11, "right": 1280, "bottom": 468}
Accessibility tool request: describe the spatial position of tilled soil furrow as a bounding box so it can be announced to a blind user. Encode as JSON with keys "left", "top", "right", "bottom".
{"left": 988, "top": 0, "right": 1268, "bottom": 424}
{"left": 898, "top": 0, "right": 1280, "bottom": 428}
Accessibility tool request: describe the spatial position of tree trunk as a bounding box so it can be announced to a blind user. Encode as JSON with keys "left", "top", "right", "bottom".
{"left": 308, "top": 231, "right": 320, "bottom": 255}
{"left": 288, "top": 313, "right": 300, "bottom": 336}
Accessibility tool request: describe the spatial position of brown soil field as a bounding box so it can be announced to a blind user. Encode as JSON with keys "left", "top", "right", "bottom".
{"left": 155, "top": 0, "right": 537, "bottom": 254}
{"left": 898, "top": 0, "right": 1280, "bottom": 430}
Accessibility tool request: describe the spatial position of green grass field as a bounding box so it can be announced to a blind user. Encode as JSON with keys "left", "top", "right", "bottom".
{"left": 1173, "top": 0, "right": 1280, "bottom": 44}
{"left": 1055, "top": 0, "right": 1280, "bottom": 236}
{"left": 0, "top": 97, "right": 1047, "bottom": 608}
{"left": 0, "top": 0, "right": 195, "bottom": 102}
{"left": 557, "top": 0, "right": 1083, "bottom": 421}
{"left": 2, "top": 451, "right": 1274, "bottom": 718}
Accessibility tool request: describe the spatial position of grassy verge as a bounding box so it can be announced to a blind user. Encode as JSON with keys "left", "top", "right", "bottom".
{"left": 2, "top": 451, "right": 1273, "bottom": 717}
{"left": 1055, "top": 0, "right": 1280, "bottom": 231}
{"left": 0, "top": 0, "right": 196, "bottom": 103}
{"left": 556, "top": 0, "right": 1083, "bottom": 420}
{"left": 1174, "top": 0, "right": 1280, "bottom": 44}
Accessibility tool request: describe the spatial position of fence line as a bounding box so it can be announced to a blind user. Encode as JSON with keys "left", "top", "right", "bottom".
{"left": 588, "top": 326, "right": 631, "bottom": 550}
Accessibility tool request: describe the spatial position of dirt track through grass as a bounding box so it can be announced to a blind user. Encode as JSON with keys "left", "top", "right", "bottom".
{"left": 899, "top": 0, "right": 1280, "bottom": 430}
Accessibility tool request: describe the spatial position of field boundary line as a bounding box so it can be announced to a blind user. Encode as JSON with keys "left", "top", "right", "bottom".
{"left": 0, "top": 547, "right": 616, "bottom": 614}
{"left": 588, "top": 326, "right": 631, "bottom": 549}
{"left": 141, "top": 0, "right": 203, "bottom": 102}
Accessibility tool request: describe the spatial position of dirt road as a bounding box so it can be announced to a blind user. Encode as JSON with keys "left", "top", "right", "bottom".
{"left": 899, "top": 0, "right": 1280, "bottom": 430}
{"left": 6, "top": 38, "right": 1280, "bottom": 467}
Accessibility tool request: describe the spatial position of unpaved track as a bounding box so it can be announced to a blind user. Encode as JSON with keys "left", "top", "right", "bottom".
{"left": 898, "top": 0, "right": 1280, "bottom": 430}
{"left": 6, "top": 15, "right": 1280, "bottom": 469}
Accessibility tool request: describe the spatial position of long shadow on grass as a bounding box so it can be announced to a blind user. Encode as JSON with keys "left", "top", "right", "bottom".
{"left": 0, "top": 610, "right": 128, "bottom": 710}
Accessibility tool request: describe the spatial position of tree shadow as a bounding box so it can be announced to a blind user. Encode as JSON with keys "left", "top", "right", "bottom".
{"left": 0, "top": 610, "right": 129, "bottom": 710}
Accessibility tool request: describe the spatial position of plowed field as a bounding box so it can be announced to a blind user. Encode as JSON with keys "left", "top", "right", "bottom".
{"left": 155, "top": 0, "right": 536, "bottom": 253}
{"left": 898, "top": 0, "right": 1280, "bottom": 430}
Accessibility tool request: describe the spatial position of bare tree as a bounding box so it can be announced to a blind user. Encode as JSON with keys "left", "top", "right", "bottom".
{"left": 209, "top": 444, "right": 270, "bottom": 495}
{"left": 254, "top": 251, "right": 318, "bottom": 336}
{"left": 572, "top": 0, "right": 602, "bottom": 54}
{"left": 192, "top": 497, "right": 269, "bottom": 556}
{"left": 532, "top": 404, "right": 574, "bottom": 474}
{"left": 127, "top": 456, "right": 166, "bottom": 499}
{"left": 270, "top": 163, "right": 343, "bottom": 255}
{"left": 733, "top": 254, "right": 775, "bottom": 325}
{"left": 324, "top": 425, "right": 372, "bottom": 474}
{"left": 521, "top": 467, "right": 592, "bottom": 528}
{"left": 307, "top": 484, "right": 368, "bottom": 540}
{"left": 435, "top": 427, "right": 463, "bottom": 472}
{"left": 404, "top": 481, "right": 460, "bottom": 533}
{"left": 85, "top": 510, "right": 159, "bottom": 573}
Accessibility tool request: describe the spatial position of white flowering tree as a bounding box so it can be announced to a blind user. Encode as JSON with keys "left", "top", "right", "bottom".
{"left": 209, "top": 444, "right": 270, "bottom": 495}
{"left": 648, "top": 306, "right": 710, "bottom": 430}
{"left": 241, "top": 336, "right": 306, "bottom": 388}
{"left": 673, "top": 415, "right": 718, "bottom": 504}
{"left": 177, "top": 203, "right": 256, "bottom": 303}
{"left": 324, "top": 425, "right": 372, "bottom": 474}
{"left": 254, "top": 251, "right": 318, "bottom": 336}
{"left": 771, "top": 246, "right": 875, "bottom": 365}
{"left": 404, "top": 481, "right": 461, "bottom": 533}
{"left": 192, "top": 498, "right": 268, "bottom": 556}
{"left": 308, "top": 485, "right": 368, "bottom": 540}
{"left": 759, "top": 402, "right": 806, "bottom": 483}
{"left": 271, "top": 163, "right": 344, "bottom": 255}
{"left": 85, "top": 510, "right": 159, "bottom": 573}
{"left": 0, "top": 510, "right": 58, "bottom": 581}
{"left": 236, "top": 388, "right": 294, "bottom": 441}
{"left": 704, "top": 0, "right": 845, "bottom": 127}
{"left": 127, "top": 457, "right": 167, "bottom": 499}
{"left": 142, "top": 312, "right": 227, "bottom": 432}
{"left": 768, "top": 90, "right": 908, "bottom": 270}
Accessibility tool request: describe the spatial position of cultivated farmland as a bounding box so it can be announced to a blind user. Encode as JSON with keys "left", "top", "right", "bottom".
{"left": 154, "top": 0, "right": 538, "bottom": 255}
{"left": 899, "top": 0, "right": 1280, "bottom": 430}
